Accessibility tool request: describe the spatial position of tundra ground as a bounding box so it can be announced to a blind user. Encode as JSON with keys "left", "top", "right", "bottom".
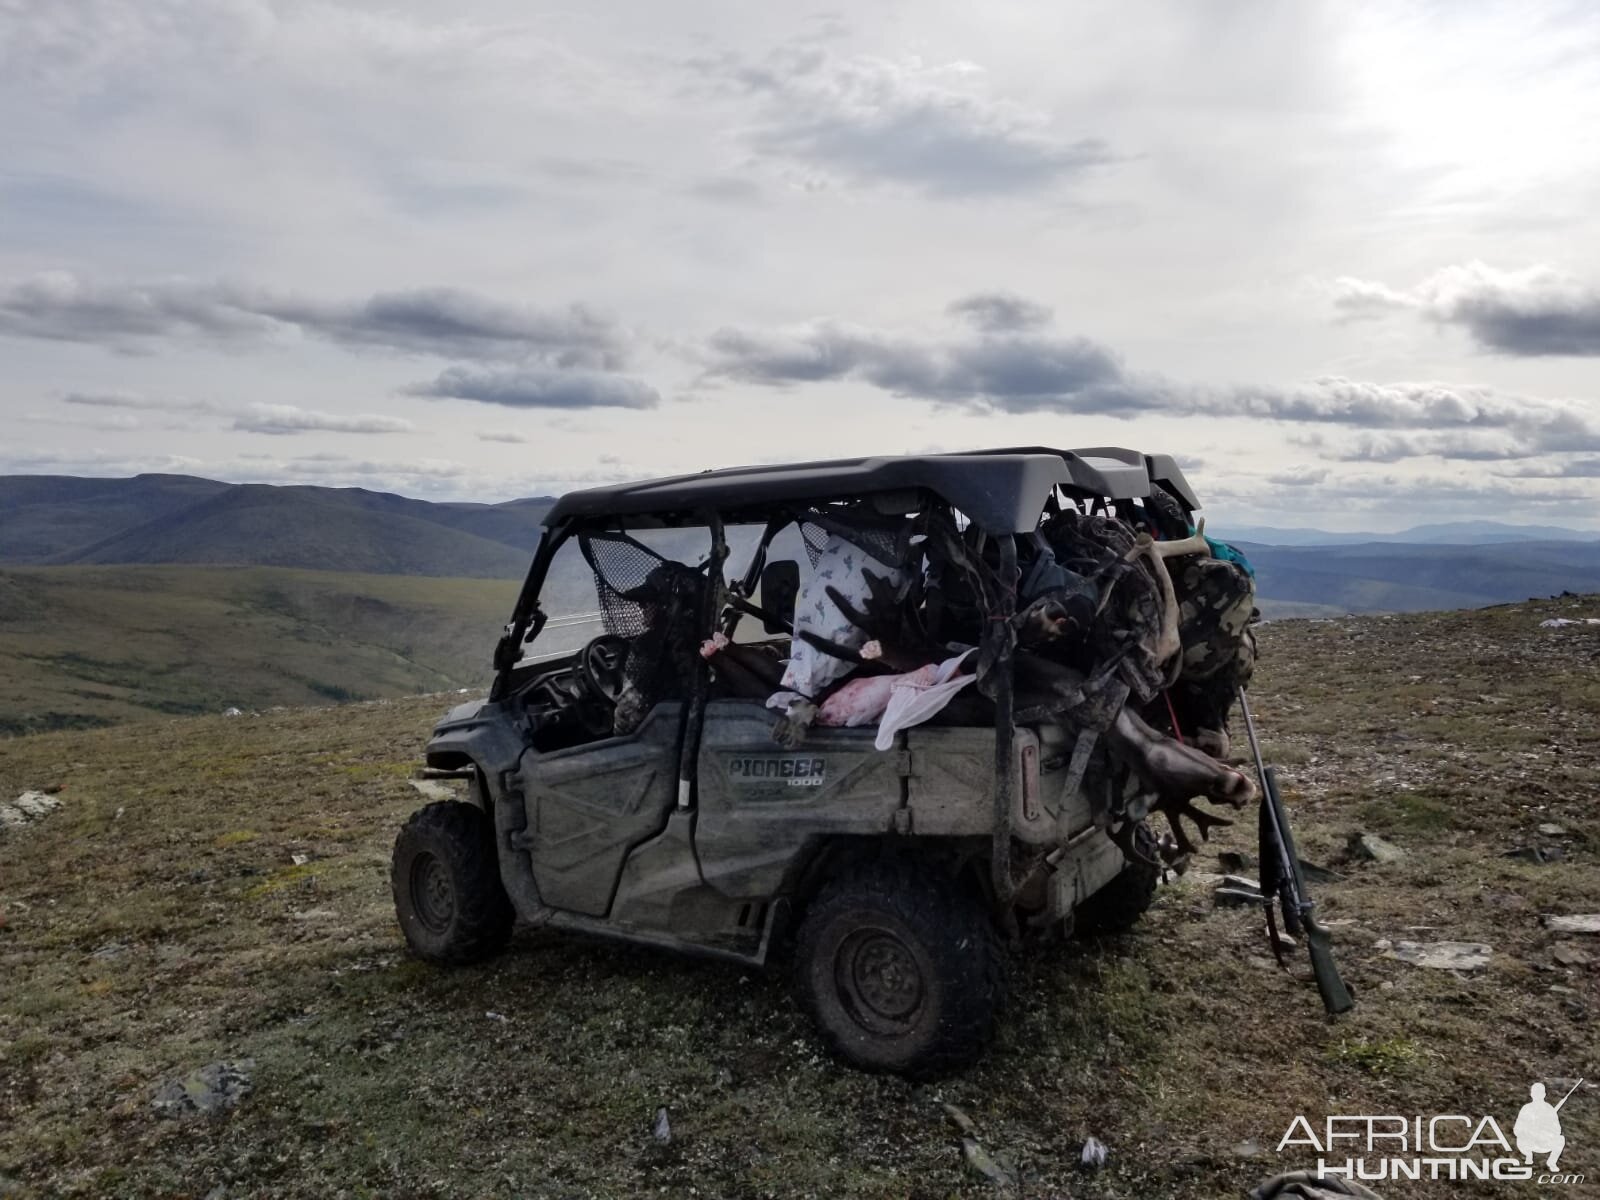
{"left": 1, "top": 597, "right": 1597, "bottom": 1198}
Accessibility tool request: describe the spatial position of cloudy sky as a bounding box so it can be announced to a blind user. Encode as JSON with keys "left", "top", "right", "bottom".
{"left": 3, "top": 0, "right": 1599, "bottom": 530}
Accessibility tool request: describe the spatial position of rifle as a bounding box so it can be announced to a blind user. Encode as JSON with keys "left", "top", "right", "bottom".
{"left": 1553, "top": 1078, "right": 1584, "bottom": 1112}
{"left": 1238, "top": 687, "right": 1354, "bottom": 1016}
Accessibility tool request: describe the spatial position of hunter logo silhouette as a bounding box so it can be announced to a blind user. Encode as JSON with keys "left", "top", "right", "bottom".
{"left": 1515, "top": 1079, "right": 1582, "bottom": 1171}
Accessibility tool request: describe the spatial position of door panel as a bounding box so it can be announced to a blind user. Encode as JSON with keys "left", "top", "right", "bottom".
{"left": 694, "top": 699, "right": 903, "bottom": 898}
{"left": 517, "top": 703, "right": 680, "bottom": 916}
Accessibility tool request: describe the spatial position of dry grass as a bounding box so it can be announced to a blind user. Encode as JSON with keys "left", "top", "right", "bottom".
{"left": 1, "top": 597, "right": 1597, "bottom": 1198}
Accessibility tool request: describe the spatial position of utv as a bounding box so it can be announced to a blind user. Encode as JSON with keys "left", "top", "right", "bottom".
{"left": 392, "top": 448, "right": 1256, "bottom": 1075}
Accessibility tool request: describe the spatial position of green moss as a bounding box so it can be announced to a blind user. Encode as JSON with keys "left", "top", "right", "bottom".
{"left": 241, "top": 862, "right": 324, "bottom": 900}
{"left": 1358, "top": 791, "right": 1452, "bottom": 832}
{"left": 1326, "top": 1036, "right": 1419, "bottom": 1076}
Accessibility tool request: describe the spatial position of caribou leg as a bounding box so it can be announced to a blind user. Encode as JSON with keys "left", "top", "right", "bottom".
{"left": 1106, "top": 706, "right": 1257, "bottom": 808}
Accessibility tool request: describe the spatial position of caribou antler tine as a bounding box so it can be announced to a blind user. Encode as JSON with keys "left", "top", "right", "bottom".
{"left": 1152, "top": 517, "right": 1210, "bottom": 560}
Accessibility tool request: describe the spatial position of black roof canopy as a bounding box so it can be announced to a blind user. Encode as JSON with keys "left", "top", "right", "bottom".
{"left": 542, "top": 446, "right": 1200, "bottom": 534}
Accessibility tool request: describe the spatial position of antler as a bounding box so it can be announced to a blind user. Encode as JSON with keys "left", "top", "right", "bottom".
{"left": 1155, "top": 796, "right": 1235, "bottom": 860}
{"left": 1152, "top": 517, "right": 1209, "bottom": 559}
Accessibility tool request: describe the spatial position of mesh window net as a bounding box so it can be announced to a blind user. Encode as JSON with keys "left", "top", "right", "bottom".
{"left": 577, "top": 531, "right": 674, "bottom": 638}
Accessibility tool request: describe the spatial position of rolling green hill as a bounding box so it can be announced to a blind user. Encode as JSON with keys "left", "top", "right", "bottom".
{"left": 0, "top": 474, "right": 552, "bottom": 574}
{"left": 59, "top": 486, "right": 533, "bottom": 578}
{"left": 0, "top": 566, "right": 518, "bottom": 736}
{"left": 6, "top": 474, "right": 1600, "bottom": 735}
{"left": 0, "top": 474, "right": 232, "bottom": 562}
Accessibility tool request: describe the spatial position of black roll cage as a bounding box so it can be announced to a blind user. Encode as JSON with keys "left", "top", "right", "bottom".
{"left": 486, "top": 445, "right": 1199, "bottom": 899}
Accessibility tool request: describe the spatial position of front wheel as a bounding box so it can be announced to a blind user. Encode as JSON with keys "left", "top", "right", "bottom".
{"left": 392, "top": 802, "right": 513, "bottom": 964}
{"left": 794, "top": 858, "right": 1007, "bottom": 1077}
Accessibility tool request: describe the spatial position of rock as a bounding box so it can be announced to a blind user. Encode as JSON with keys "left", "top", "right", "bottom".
{"left": 942, "top": 1103, "right": 978, "bottom": 1138}
{"left": 1080, "top": 1135, "right": 1108, "bottom": 1170}
{"left": 1215, "top": 875, "right": 1264, "bottom": 908}
{"left": 1387, "top": 941, "right": 1492, "bottom": 971}
{"left": 1218, "top": 850, "right": 1256, "bottom": 873}
{"left": 1538, "top": 823, "right": 1570, "bottom": 837}
{"left": 1250, "top": 1169, "right": 1387, "bottom": 1199}
{"left": 290, "top": 853, "right": 310, "bottom": 867}
{"left": 290, "top": 909, "right": 337, "bottom": 921}
{"left": 1502, "top": 845, "right": 1565, "bottom": 865}
{"left": 1552, "top": 944, "right": 1593, "bottom": 968}
{"left": 1234, "top": 1139, "right": 1264, "bottom": 1160}
{"left": 152, "top": 1060, "right": 254, "bottom": 1118}
{"left": 962, "top": 1137, "right": 1018, "bottom": 1188}
{"left": 1300, "top": 860, "right": 1346, "bottom": 884}
{"left": 652, "top": 1107, "right": 671, "bottom": 1144}
{"left": 944, "top": 1105, "right": 1019, "bottom": 1189}
{"left": 1347, "top": 832, "right": 1406, "bottom": 864}
{"left": 223, "top": 707, "right": 243, "bottom": 717}
{"left": 1545, "top": 914, "right": 1600, "bottom": 935}
{"left": 1480, "top": 890, "right": 1532, "bottom": 913}
{"left": 13, "top": 792, "right": 61, "bottom": 819}
{"left": 1, "top": 792, "right": 65, "bottom": 834}
{"left": 408, "top": 779, "right": 456, "bottom": 802}
{"left": 1164, "top": 869, "right": 1224, "bottom": 892}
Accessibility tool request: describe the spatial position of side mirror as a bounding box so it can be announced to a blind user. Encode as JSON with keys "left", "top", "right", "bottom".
{"left": 759, "top": 559, "right": 800, "bottom": 635}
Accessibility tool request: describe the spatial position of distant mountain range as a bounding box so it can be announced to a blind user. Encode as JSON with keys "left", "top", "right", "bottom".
{"left": 0, "top": 473, "right": 554, "bottom": 577}
{"left": 1232, "top": 540, "right": 1600, "bottom": 616}
{"left": 4, "top": 474, "right": 1599, "bottom": 618}
{"left": 1218, "top": 520, "right": 1600, "bottom": 546}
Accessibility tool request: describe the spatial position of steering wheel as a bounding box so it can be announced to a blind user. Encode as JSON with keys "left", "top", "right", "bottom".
{"left": 578, "top": 635, "right": 629, "bottom": 705}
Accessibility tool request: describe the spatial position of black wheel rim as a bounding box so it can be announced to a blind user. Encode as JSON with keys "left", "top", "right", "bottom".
{"left": 410, "top": 852, "right": 454, "bottom": 934}
{"left": 834, "top": 925, "right": 926, "bottom": 1036}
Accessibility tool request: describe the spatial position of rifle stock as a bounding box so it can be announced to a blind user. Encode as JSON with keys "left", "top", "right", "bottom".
{"left": 1301, "top": 903, "right": 1355, "bottom": 1015}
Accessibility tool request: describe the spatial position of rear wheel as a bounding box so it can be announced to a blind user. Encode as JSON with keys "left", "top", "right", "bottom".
{"left": 392, "top": 802, "right": 513, "bottom": 964}
{"left": 1073, "top": 819, "right": 1160, "bottom": 936}
{"left": 794, "top": 858, "right": 1006, "bottom": 1077}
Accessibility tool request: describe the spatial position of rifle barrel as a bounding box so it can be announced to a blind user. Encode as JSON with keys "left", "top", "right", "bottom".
{"left": 1238, "top": 687, "right": 1271, "bottom": 787}
{"left": 1554, "top": 1078, "right": 1584, "bottom": 1112}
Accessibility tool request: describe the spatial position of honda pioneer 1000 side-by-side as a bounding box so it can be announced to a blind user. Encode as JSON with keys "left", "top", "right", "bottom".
{"left": 392, "top": 447, "right": 1347, "bottom": 1076}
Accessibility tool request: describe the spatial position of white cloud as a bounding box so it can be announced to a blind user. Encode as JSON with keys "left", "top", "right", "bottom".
{"left": 407, "top": 365, "right": 660, "bottom": 410}
{"left": 3, "top": 1, "right": 1599, "bottom": 530}
{"left": 698, "top": 44, "right": 1116, "bottom": 197}
{"left": 0, "top": 272, "right": 631, "bottom": 364}
{"left": 1330, "top": 262, "right": 1600, "bottom": 355}
{"left": 231, "top": 403, "right": 413, "bottom": 436}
